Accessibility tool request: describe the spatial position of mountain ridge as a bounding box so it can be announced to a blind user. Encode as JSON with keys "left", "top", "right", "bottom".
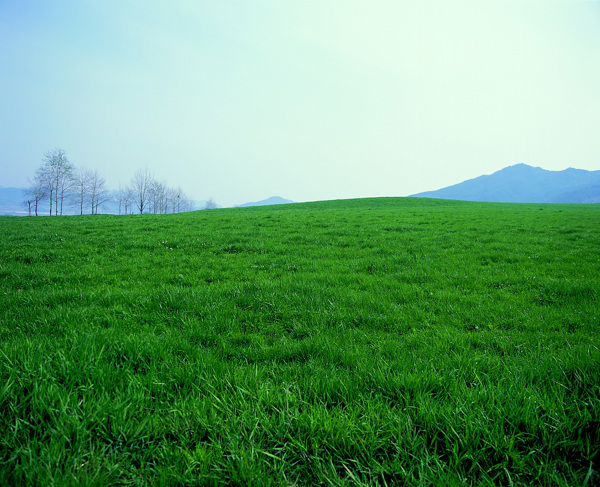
{"left": 238, "top": 196, "right": 295, "bottom": 207}
{"left": 411, "top": 164, "right": 600, "bottom": 203}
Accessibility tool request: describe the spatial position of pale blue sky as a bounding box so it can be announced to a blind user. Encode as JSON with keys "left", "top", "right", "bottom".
{"left": 1, "top": 1, "right": 599, "bottom": 206}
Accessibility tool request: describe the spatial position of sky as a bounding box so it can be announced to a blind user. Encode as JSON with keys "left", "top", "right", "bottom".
{"left": 1, "top": 0, "right": 599, "bottom": 207}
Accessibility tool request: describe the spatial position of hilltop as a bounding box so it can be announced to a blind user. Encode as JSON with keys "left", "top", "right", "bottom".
{"left": 412, "top": 164, "right": 600, "bottom": 203}
{"left": 237, "top": 196, "right": 295, "bottom": 207}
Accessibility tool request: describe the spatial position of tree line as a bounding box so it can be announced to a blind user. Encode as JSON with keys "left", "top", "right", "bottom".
{"left": 23, "top": 148, "right": 195, "bottom": 216}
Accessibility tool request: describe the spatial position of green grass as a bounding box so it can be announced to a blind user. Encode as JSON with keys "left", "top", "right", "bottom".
{"left": 0, "top": 197, "right": 599, "bottom": 486}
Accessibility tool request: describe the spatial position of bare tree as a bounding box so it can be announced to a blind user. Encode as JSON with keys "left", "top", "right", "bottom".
{"left": 40, "top": 148, "right": 74, "bottom": 215}
{"left": 123, "top": 187, "right": 133, "bottom": 215}
{"left": 24, "top": 198, "right": 32, "bottom": 216}
{"left": 175, "top": 188, "right": 194, "bottom": 212}
{"left": 88, "top": 170, "right": 110, "bottom": 214}
{"left": 116, "top": 185, "right": 135, "bottom": 215}
{"left": 204, "top": 197, "right": 218, "bottom": 210}
{"left": 164, "top": 186, "right": 186, "bottom": 213}
{"left": 149, "top": 180, "right": 167, "bottom": 214}
{"left": 35, "top": 165, "right": 54, "bottom": 215}
{"left": 167, "top": 186, "right": 187, "bottom": 213}
{"left": 23, "top": 174, "right": 47, "bottom": 216}
{"left": 71, "top": 167, "right": 93, "bottom": 215}
{"left": 164, "top": 187, "right": 175, "bottom": 213}
{"left": 183, "top": 196, "right": 194, "bottom": 212}
{"left": 174, "top": 187, "right": 183, "bottom": 213}
{"left": 131, "top": 168, "right": 153, "bottom": 214}
{"left": 117, "top": 185, "right": 131, "bottom": 215}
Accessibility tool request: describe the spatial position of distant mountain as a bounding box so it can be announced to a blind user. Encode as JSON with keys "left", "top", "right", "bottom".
{"left": 238, "top": 196, "right": 295, "bottom": 207}
{"left": 411, "top": 164, "right": 600, "bottom": 203}
{"left": 0, "top": 187, "right": 29, "bottom": 216}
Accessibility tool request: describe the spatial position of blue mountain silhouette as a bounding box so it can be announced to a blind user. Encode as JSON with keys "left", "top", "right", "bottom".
{"left": 412, "top": 164, "right": 600, "bottom": 203}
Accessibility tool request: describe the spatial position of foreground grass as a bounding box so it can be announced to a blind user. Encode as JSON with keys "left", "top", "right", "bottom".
{"left": 0, "top": 197, "right": 598, "bottom": 486}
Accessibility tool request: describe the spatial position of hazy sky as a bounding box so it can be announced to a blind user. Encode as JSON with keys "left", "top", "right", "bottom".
{"left": 2, "top": 1, "right": 599, "bottom": 207}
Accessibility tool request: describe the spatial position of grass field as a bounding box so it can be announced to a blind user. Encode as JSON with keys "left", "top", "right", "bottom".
{"left": 1, "top": 197, "right": 599, "bottom": 486}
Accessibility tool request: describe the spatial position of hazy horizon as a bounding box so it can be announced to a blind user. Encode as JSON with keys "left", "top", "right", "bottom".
{"left": 2, "top": 1, "right": 599, "bottom": 207}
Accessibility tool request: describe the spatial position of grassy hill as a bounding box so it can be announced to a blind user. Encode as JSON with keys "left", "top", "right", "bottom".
{"left": 1, "top": 197, "right": 599, "bottom": 485}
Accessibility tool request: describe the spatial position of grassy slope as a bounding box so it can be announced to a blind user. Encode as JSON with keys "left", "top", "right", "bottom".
{"left": 0, "top": 198, "right": 599, "bottom": 486}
